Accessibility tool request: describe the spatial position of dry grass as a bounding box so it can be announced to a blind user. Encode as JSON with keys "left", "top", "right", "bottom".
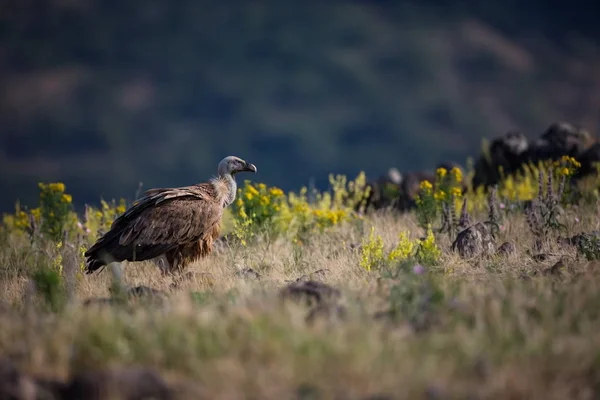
{"left": 2, "top": 204, "right": 600, "bottom": 399}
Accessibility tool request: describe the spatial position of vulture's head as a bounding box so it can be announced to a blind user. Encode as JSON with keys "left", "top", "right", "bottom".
{"left": 218, "top": 156, "right": 257, "bottom": 176}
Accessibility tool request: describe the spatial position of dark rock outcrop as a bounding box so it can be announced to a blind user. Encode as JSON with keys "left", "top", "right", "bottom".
{"left": 472, "top": 130, "right": 529, "bottom": 189}
{"left": 452, "top": 222, "right": 496, "bottom": 258}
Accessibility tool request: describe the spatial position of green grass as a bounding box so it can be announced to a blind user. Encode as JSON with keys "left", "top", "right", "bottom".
{"left": 2, "top": 191, "right": 600, "bottom": 399}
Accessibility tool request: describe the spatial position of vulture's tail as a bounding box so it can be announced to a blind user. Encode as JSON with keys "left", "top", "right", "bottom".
{"left": 84, "top": 231, "right": 172, "bottom": 274}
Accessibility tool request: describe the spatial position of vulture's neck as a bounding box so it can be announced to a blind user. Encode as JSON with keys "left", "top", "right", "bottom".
{"left": 219, "top": 173, "right": 237, "bottom": 207}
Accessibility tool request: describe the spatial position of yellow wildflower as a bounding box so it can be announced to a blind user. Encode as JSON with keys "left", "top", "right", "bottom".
{"left": 245, "top": 192, "right": 254, "bottom": 201}
{"left": 450, "top": 167, "right": 463, "bottom": 183}
{"left": 434, "top": 190, "right": 446, "bottom": 201}
{"left": 247, "top": 185, "right": 259, "bottom": 196}
{"left": 48, "top": 182, "right": 66, "bottom": 192}
{"left": 61, "top": 194, "right": 72, "bottom": 203}
{"left": 561, "top": 155, "right": 581, "bottom": 168}
{"left": 258, "top": 183, "right": 266, "bottom": 191}
{"left": 450, "top": 187, "right": 462, "bottom": 198}
{"left": 30, "top": 208, "right": 41, "bottom": 220}
{"left": 269, "top": 187, "right": 284, "bottom": 197}
{"left": 420, "top": 180, "right": 433, "bottom": 191}
{"left": 436, "top": 168, "right": 447, "bottom": 178}
{"left": 388, "top": 231, "right": 414, "bottom": 262}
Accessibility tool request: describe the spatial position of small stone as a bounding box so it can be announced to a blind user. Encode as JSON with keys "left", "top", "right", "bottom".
{"left": 237, "top": 268, "right": 262, "bottom": 280}
{"left": 533, "top": 253, "right": 553, "bottom": 262}
{"left": 496, "top": 241, "right": 517, "bottom": 256}
{"left": 452, "top": 222, "right": 496, "bottom": 258}
{"left": 279, "top": 280, "right": 341, "bottom": 307}
{"left": 543, "top": 256, "right": 572, "bottom": 277}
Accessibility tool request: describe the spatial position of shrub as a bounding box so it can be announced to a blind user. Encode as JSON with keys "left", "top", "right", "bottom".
{"left": 360, "top": 225, "right": 442, "bottom": 272}
{"left": 415, "top": 226, "right": 442, "bottom": 266}
{"left": 83, "top": 198, "right": 128, "bottom": 241}
{"left": 359, "top": 227, "right": 385, "bottom": 271}
{"left": 231, "top": 172, "right": 370, "bottom": 244}
{"left": 415, "top": 180, "right": 436, "bottom": 230}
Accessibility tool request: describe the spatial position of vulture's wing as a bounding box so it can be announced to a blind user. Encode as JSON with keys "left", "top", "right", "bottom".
{"left": 85, "top": 183, "right": 223, "bottom": 270}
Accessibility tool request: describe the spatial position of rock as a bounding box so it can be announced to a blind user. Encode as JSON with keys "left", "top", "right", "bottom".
{"left": 305, "top": 303, "right": 347, "bottom": 324}
{"left": 362, "top": 168, "right": 438, "bottom": 212}
{"left": 496, "top": 241, "right": 517, "bottom": 256}
{"left": 279, "top": 280, "right": 341, "bottom": 307}
{"left": 0, "top": 358, "right": 38, "bottom": 400}
{"left": 452, "top": 222, "right": 496, "bottom": 258}
{"left": 59, "top": 367, "right": 173, "bottom": 400}
{"left": 472, "top": 130, "right": 529, "bottom": 189}
{"left": 543, "top": 257, "right": 571, "bottom": 277}
{"left": 236, "top": 268, "right": 262, "bottom": 280}
{"left": 362, "top": 169, "right": 403, "bottom": 211}
{"left": 527, "top": 121, "right": 593, "bottom": 162}
{"left": 576, "top": 142, "right": 600, "bottom": 179}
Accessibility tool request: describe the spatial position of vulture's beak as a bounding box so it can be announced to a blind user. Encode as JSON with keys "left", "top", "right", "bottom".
{"left": 244, "top": 162, "right": 257, "bottom": 173}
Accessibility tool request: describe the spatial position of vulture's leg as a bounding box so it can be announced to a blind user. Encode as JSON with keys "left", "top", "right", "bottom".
{"left": 164, "top": 250, "right": 181, "bottom": 276}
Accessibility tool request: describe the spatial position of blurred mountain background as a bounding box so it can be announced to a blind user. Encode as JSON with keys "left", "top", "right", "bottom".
{"left": 1, "top": 0, "right": 599, "bottom": 212}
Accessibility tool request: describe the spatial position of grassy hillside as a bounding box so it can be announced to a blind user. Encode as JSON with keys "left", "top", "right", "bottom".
{"left": 2, "top": 159, "right": 600, "bottom": 398}
{"left": 2, "top": 1, "right": 600, "bottom": 212}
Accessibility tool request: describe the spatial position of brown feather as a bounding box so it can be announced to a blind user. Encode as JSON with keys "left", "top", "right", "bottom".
{"left": 84, "top": 180, "right": 228, "bottom": 274}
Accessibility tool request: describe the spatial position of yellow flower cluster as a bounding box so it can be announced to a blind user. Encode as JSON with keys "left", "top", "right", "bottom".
{"left": 433, "top": 190, "right": 446, "bottom": 202}
{"left": 416, "top": 226, "right": 442, "bottom": 265}
{"left": 420, "top": 180, "right": 433, "bottom": 192}
{"left": 42, "top": 182, "right": 66, "bottom": 193}
{"left": 450, "top": 167, "right": 463, "bottom": 184}
{"left": 554, "top": 155, "right": 581, "bottom": 177}
{"left": 499, "top": 172, "right": 536, "bottom": 202}
{"left": 234, "top": 180, "right": 286, "bottom": 231}
{"left": 416, "top": 167, "right": 465, "bottom": 230}
{"left": 83, "top": 198, "right": 128, "bottom": 239}
{"left": 312, "top": 208, "right": 348, "bottom": 230}
{"left": 495, "top": 158, "right": 582, "bottom": 203}
{"left": 2, "top": 209, "right": 29, "bottom": 232}
{"left": 359, "top": 227, "right": 385, "bottom": 271}
{"left": 232, "top": 173, "right": 370, "bottom": 242}
{"left": 388, "top": 231, "right": 414, "bottom": 263}
{"left": 360, "top": 225, "right": 442, "bottom": 271}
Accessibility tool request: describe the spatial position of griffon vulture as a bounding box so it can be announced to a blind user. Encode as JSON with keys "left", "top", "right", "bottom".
{"left": 84, "top": 156, "right": 257, "bottom": 275}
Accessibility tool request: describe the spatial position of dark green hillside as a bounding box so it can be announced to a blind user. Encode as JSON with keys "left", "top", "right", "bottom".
{"left": 1, "top": 1, "right": 600, "bottom": 211}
